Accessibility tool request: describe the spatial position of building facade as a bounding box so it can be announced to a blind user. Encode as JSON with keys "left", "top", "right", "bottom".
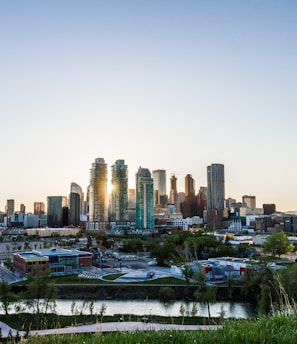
{"left": 242, "top": 195, "right": 256, "bottom": 208}
{"left": 13, "top": 248, "right": 92, "bottom": 276}
{"left": 207, "top": 163, "right": 225, "bottom": 211}
{"left": 88, "top": 158, "right": 108, "bottom": 223}
{"left": 152, "top": 169, "right": 167, "bottom": 208}
{"left": 69, "top": 182, "right": 83, "bottom": 226}
{"left": 110, "top": 159, "right": 129, "bottom": 222}
{"left": 47, "top": 196, "right": 68, "bottom": 227}
{"left": 34, "top": 202, "right": 45, "bottom": 215}
{"left": 6, "top": 199, "right": 15, "bottom": 217}
{"left": 136, "top": 167, "right": 154, "bottom": 229}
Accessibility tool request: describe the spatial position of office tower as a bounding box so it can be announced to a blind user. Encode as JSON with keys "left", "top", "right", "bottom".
{"left": 110, "top": 159, "right": 128, "bottom": 222}
{"left": 69, "top": 182, "right": 83, "bottom": 226}
{"left": 197, "top": 186, "right": 207, "bottom": 217}
{"left": 181, "top": 174, "right": 198, "bottom": 218}
{"left": 128, "top": 188, "right": 136, "bottom": 222}
{"left": 169, "top": 174, "right": 178, "bottom": 207}
{"left": 6, "top": 199, "right": 15, "bottom": 217}
{"left": 242, "top": 195, "right": 256, "bottom": 208}
{"left": 20, "top": 204, "right": 26, "bottom": 214}
{"left": 185, "top": 174, "right": 195, "bottom": 199}
{"left": 88, "top": 158, "right": 108, "bottom": 223}
{"left": 207, "top": 163, "right": 225, "bottom": 211}
{"left": 47, "top": 196, "right": 68, "bottom": 227}
{"left": 136, "top": 167, "right": 154, "bottom": 229}
{"left": 34, "top": 202, "right": 45, "bottom": 215}
{"left": 152, "top": 169, "right": 167, "bottom": 207}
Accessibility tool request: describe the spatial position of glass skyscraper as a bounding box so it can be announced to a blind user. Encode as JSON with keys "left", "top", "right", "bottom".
{"left": 88, "top": 158, "right": 108, "bottom": 223}
{"left": 136, "top": 167, "right": 154, "bottom": 229}
{"left": 111, "top": 159, "right": 128, "bottom": 222}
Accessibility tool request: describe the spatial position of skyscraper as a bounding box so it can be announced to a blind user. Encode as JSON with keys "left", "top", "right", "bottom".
{"left": 152, "top": 169, "right": 167, "bottom": 207}
{"left": 88, "top": 158, "right": 108, "bottom": 223}
{"left": 69, "top": 182, "right": 84, "bottom": 226}
{"left": 34, "top": 202, "right": 45, "bottom": 215}
{"left": 110, "top": 159, "right": 128, "bottom": 222}
{"left": 181, "top": 174, "right": 197, "bottom": 218}
{"left": 47, "top": 196, "right": 68, "bottom": 227}
{"left": 207, "top": 163, "right": 225, "bottom": 211}
{"left": 169, "top": 174, "right": 178, "bottom": 209}
{"left": 185, "top": 174, "right": 195, "bottom": 199}
{"left": 136, "top": 167, "right": 154, "bottom": 229}
{"left": 6, "top": 199, "right": 14, "bottom": 217}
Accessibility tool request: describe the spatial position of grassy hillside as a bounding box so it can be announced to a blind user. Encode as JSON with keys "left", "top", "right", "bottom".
{"left": 7, "top": 313, "right": 297, "bottom": 344}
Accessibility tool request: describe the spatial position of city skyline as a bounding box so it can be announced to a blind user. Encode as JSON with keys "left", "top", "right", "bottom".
{"left": 1, "top": 1, "right": 296, "bottom": 212}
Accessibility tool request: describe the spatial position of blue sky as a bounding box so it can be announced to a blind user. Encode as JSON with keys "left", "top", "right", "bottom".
{"left": 0, "top": 1, "right": 296, "bottom": 212}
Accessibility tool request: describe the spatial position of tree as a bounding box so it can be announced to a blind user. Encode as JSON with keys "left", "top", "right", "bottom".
{"left": 194, "top": 268, "right": 217, "bottom": 321}
{"left": 0, "top": 279, "right": 18, "bottom": 315}
{"left": 263, "top": 232, "right": 294, "bottom": 257}
{"left": 181, "top": 263, "right": 194, "bottom": 285}
{"left": 24, "top": 265, "right": 57, "bottom": 328}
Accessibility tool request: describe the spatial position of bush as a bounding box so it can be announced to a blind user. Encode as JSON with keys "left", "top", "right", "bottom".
{"left": 159, "top": 287, "right": 175, "bottom": 302}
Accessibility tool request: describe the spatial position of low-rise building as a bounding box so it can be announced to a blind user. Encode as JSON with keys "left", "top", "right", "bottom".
{"left": 13, "top": 248, "right": 92, "bottom": 276}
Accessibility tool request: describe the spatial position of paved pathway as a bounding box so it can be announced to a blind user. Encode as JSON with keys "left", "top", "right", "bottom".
{"left": 0, "top": 321, "right": 221, "bottom": 338}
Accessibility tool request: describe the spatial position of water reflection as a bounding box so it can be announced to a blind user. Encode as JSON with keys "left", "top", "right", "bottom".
{"left": 49, "top": 300, "right": 255, "bottom": 319}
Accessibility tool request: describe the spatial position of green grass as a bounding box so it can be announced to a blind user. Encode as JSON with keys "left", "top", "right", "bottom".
{"left": 8, "top": 314, "right": 297, "bottom": 344}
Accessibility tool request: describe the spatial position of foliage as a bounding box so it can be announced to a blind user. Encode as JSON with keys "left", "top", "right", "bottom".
{"left": 120, "top": 238, "right": 143, "bottom": 253}
{"left": 23, "top": 265, "right": 57, "bottom": 328}
{"left": 159, "top": 286, "right": 175, "bottom": 302}
{"left": 180, "top": 264, "right": 193, "bottom": 285}
{"left": 193, "top": 268, "right": 217, "bottom": 320}
{"left": 263, "top": 231, "right": 294, "bottom": 257}
{"left": 0, "top": 280, "right": 18, "bottom": 315}
{"left": 279, "top": 263, "right": 297, "bottom": 300}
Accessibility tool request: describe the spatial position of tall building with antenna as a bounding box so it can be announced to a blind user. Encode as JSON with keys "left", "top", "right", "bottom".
{"left": 169, "top": 174, "right": 179, "bottom": 212}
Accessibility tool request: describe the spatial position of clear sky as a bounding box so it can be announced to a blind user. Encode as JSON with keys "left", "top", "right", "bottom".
{"left": 0, "top": 0, "right": 296, "bottom": 213}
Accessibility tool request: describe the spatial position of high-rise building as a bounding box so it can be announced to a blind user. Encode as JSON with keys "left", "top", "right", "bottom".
{"left": 152, "top": 169, "right": 167, "bottom": 207}
{"left": 207, "top": 163, "right": 225, "bottom": 211}
{"left": 6, "top": 199, "right": 15, "bottom": 217}
{"left": 197, "top": 186, "right": 207, "bottom": 218}
{"left": 185, "top": 174, "right": 195, "bottom": 199}
{"left": 20, "top": 204, "right": 26, "bottom": 214}
{"left": 136, "top": 167, "right": 154, "bottom": 229}
{"left": 110, "top": 159, "right": 128, "bottom": 222}
{"left": 47, "top": 196, "right": 68, "bottom": 227}
{"left": 128, "top": 188, "right": 136, "bottom": 222}
{"left": 169, "top": 174, "right": 179, "bottom": 210}
{"left": 242, "top": 195, "right": 256, "bottom": 208}
{"left": 34, "top": 202, "right": 45, "bottom": 215}
{"left": 88, "top": 158, "right": 108, "bottom": 223}
{"left": 69, "top": 182, "right": 83, "bottom": 226}
{"left": 181, "top": 174, "right": 198, "bottom": 218}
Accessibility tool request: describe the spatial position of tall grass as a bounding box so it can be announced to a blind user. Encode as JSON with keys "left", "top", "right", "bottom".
{"left": 6, "top": 314, "right": 297, "bottom": 344}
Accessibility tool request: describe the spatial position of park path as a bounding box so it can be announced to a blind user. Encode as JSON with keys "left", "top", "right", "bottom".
{"left": 0, "top": 320, "right": 221, "bottom": 338}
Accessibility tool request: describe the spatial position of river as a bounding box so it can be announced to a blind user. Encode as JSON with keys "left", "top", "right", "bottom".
{"left": 32, "top": 300, "right": 255, "bottom": 319}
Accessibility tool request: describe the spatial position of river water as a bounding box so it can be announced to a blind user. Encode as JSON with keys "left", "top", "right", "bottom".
{"left": 50, "top": 300, "right": 255, "bottom": 319}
